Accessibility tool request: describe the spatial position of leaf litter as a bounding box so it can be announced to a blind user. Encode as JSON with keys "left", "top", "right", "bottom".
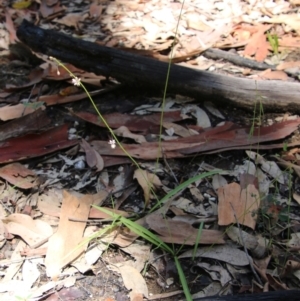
{"left": 1, "top": 0, "right": 300, "bottom": 301}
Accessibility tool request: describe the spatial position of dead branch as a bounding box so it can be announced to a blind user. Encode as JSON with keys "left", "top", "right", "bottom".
{"left": 17, "top": 20, "right": 300, "bottom": 112}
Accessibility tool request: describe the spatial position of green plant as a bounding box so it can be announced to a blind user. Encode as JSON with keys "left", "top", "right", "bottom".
{"left": 94, "top": 206, "right": 193, "bottom": 299}
{"left": 192, "top": 221, "right": 204, "bottom": 261}
{"left": 267, "top": 32, "right": 279, "bottom": 55}
{"left": 14, "top": 293, "right": 33, "bottom": 301}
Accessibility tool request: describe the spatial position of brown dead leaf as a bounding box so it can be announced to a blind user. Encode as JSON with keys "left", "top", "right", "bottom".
{"left": 179, "top": 244, "right": 248, "bottom": 266}
{"left": 4, "top": 213, "right": 53, "bottom": 248}
{"left": 38, "top": 190, "right": 108, "bottom": 218}
{"left": 0, "top": 124, "right": 78, "bottom": 164}
{"left": 253, "top": 255, "right": 271, "bottom": 283}
{"left": 266, "top": 273, "right": 289, "bottom": 291}
{"left": 218, "top": 178, "right": 260, "bottom": 229}
{"left": 55, "top": 13, "right": 83, "bottom": 29}
{"left": 227, "top": 226, "right": 267, "bottom": 258}
{"left": 74, "top": 111, "right": 184, "bottom": 133}
{"left": 0, "top": 108, "right": 50, "bottom": 142}
{"left": 244, "top": 25, "right": 272, "bottom": 62}
{"left": 180, "top": 119, "right": 300, "bottom": 155}
{"left": 294, "top": 193, "right": 300, "bottom": 205}
{"left": 279, "top": 35, "right": 300, "bottom": 48}
{"left": 39, "top": 89, "right": 107, "bottom": 106}
{"left": 5, "top": 10, "right": 18, "bottom": 44}
{"left": 232, "top": 26, "right": 252, "bottom": 43}
{"left": 0, "top": 104, "right": 46, "bottom": 122}
{"left": 184, "top": 12, "right": 211, "bottom": 31}
{"left": 42, "top": 62, "right": 84, "bottom": 80}
{"left": 89, "top": 3, "right": 103, "bottom": 19}
{"left": 134, "top": 169, "right": 162, "bottom": 207}
{"left": 0, "top": 163, "right": 39, "bottom": 189}
{"left": 256, "top": 69, "right": 288, "bottom": 80}
{"left": 59, "top": 86, "right": 81, "bottom": 96}
{"left": 81, "top": 139, "right": 104, "bottom": 172}
{"left": 277, "top": 61, "right": 300, "bottom": 70}
{"left": 146, "top": 214, "right": 224, "bottom": 245}
{"left": 40, "top": 0, "right": 65, "bottom": 19}
{"left": 117, "top": 265, "right": 148, "bottom": 300}
{"left": 91, "top": 126, "right": 300, "bottom": 160}
{"left": 163, "top": 121, "right": 195, "bottom": 138}
{"left": 45, "top": 191, "right": 94, "bottom": 279}
{"left": 114, "top": 126, "right": 147, "bottom": 144}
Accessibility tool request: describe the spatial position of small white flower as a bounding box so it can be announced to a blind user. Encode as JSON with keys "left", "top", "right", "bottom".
{"left": 72, "top": 77, "right": 81, "bottom": 86}
{"left": 108, "top": 139, "right": 116, "bottom": 149}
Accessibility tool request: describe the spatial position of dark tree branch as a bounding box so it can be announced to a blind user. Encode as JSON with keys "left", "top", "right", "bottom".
{"left": 202, "top": 48, "right": 275, "bottom": 71}
{"left": 17, "top": 20, "right": 300, "bottom": 112}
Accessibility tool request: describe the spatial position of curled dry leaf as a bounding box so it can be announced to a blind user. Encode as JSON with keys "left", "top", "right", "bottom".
{"left": 118, "top": 265, "right": 148, "bottom": 301}
{"left": 114, "top": 126, "right": 146, "bottom": 143}
{"left": 182, "top": 105, "right": 211, "bottom": 128}
{"left": 212, "top": 174, "right": 227, "bottom": 190}
{"left": 81, "top": 139, "right": 104, "bottom": 172}
{"left": 134, "top": 169, "right": 162, "bottom": 207}
{"left": 247, "top": 151, "right": 285, "bottom": 184}
{"left": 163, "top": 121, "right": 195, "bottom": 137}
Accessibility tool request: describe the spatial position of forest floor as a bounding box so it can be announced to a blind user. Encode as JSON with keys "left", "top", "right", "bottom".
{"left": 1, "top": 1, "right": 300, "bottom": 301}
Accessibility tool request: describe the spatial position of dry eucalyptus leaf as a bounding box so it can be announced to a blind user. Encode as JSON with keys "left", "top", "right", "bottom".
{"left": 134, "top": 169, "right": 162, "bottom": 206}
{"left": 179, "top": 244, "right": 249, "bottom": 266}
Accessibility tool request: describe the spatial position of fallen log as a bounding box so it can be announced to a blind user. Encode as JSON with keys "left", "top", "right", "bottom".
{"left": 17, "top": 20, "right": 300, "bottom": 112}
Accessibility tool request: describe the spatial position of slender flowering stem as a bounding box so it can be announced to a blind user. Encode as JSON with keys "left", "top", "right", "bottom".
{"left": 49, "top": 57, "right": 141, "bottom": 166}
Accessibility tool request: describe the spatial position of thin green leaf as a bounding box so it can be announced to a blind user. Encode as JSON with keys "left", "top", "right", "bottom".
{"left": 175, "top": 256, "right": 193, "bottom": 301}
{"left": 93, "top": 206, "right": 174, "bottom": 253}
{"left": 193, "top": 221, "right": 204, "bottom": 260}
{"left": 151, "top": 170, "right": 222, "bottom": 212}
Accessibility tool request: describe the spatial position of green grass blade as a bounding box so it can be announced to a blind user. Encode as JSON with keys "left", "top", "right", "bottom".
{"left": 151, "top": 170, "right": 222, "bottom": 212}
{"left": 175, "top": 256, "right": 193, "bottom": 301}
{"left": 193, "top": 221, "right": 204, "bottom": 261}
{"left": 92, "top": 206, "right": 174, "bottom": 254}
